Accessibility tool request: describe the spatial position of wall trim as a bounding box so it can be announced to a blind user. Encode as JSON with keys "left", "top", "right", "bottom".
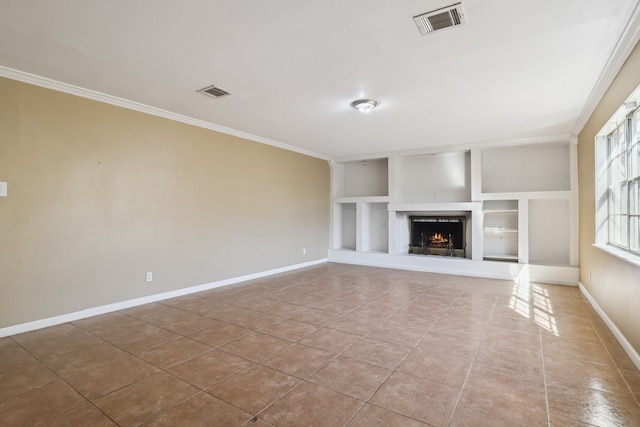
{"left": 571, "top": 0, "right": 640, "bottom": 135}
{"left": 0, "top": 66, "right": 330, "bottom": 162}
{"left": 579, "top": 282, "right": 640, "bottom": 371}
{"left": 0, "top": 258, "right": 327, "bottom": 338}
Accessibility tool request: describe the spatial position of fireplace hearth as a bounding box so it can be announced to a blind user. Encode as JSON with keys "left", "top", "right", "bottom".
{"left": 409, "top": 216, "right": 466, "bottom": 257}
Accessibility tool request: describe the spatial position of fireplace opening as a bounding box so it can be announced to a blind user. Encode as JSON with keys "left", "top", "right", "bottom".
{"left": 409, "top": 216, "right": 466, "bottom": 257}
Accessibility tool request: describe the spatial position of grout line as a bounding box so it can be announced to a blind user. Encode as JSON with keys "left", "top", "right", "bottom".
{"left": 586, "top": 313, "right": 640, "bottom": 408}
{"left": 539, "top": 322, "right": 552, "bottom": 427}
{"left": 8, "top": 336, "right": 122, "bottom": 426}
{"left": 444, "top": 292, "right": 498, "bottom": 426}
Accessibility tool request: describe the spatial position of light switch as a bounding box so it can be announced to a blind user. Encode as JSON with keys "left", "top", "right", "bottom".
{"left": 0, "top": 182, "right": 6, "bottom": 197}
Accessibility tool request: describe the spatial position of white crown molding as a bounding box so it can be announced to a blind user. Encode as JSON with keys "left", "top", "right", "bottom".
{"left": 0, "top": 258, "right": 327, "bottom": 338}
{"left": 0, "top": 66, "right": 330, "bottom": 161}
{"left": 571, "top": 0, "right": 640, "bottom": 135}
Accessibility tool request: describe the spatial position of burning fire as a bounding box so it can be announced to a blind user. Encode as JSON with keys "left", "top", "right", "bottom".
{"left": 429, "top": 233, "right": 449, "bottom": 244}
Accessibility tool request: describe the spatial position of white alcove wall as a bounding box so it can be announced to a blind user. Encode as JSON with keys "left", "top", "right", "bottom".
{"left": 335, "top": 158, "right": 388, "bottom": 197}
{"left": 395, "top": 151, "right": 471, "bottom": 203}
{"left": 335, "top": 203, "right": 356, "bottom": 250}
{"left": 481, "top": 144, "right": 570, "bottom": 193}
{"left": 365, "top": 203, "right": 389, "bottom": 252}
{"left": 528, "top": 199, "right": 571, "bottom": 265}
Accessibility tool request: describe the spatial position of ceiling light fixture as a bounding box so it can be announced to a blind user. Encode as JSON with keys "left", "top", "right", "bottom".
{"left": 351, "top": 99, "right": 379, "bottom": 113}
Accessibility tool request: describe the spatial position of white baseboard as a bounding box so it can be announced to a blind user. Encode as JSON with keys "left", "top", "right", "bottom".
{"left": 579, "top": 282, "right": 640, "bottom": 371}
{"left": 0, "top": 259, "right": 327, "bottom": 338}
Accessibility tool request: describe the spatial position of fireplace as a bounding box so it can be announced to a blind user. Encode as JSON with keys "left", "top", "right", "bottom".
{"left": 409, "top": 216, "right": 466, "bottom": 257}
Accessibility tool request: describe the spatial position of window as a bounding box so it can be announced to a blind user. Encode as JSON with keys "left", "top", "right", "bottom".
{"left": 596, "top": 87, "right": 640, "bottom": 259}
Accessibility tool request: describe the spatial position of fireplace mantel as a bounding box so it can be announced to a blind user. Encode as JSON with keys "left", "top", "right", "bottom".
{"left": 388, "top": 202, "right": 479, "bottom": 212}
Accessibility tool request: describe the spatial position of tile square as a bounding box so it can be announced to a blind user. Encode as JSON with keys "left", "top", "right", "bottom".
{"left": 234, "top": 298, "right": 307, "bottom": 318}
{"left": 138, "top": 336, "right": 211, "bottom": 369}
{"left": 348, "top": 404, "right": 430, "bottom": 427}
{"left": 370, "top": 371, "right": 460, "bottom": 426}
{"left": 64, "top": 354, "right": 160, "bottom": 400}
{"left": 298, "top": 327, "right": 360, "bottom": 353}
{"left": 0, "top": 338, "right": 38, "bottom": 373}
{"left": 147, "top": 313, "right": 222, "bottom": 336}
{"left": 260, "top": 381, "right": 363, "bottom": 427}
{"left": 229, "top": 310, "right": 284, "bottom": 330}
{"left": 544, "top": 356, "right": 631, "bottom": 395}
{"left": 487, "top": 313, "right": 541, "bottom": 334}
{"left": 474, "top": 340, "right": 543, "bottom": 376}
{"left": 11, "top": 324, "right": 85, "bottom": 349}
{"left": 386, "top": 311, "right": 439, "bottom": 330}
{"left": 290, "top": 308, "right": 338, "bottom": 326}
{"left": 547, "top": 384, "right": 640, "bottom": 426}
{"left": 326, "top": 313, "right": 379, "bottom": 336}
{"left": 262, "top": 343, "right": 334, "bottom": 379}
{"left": 481, "top": 326, "right": 541, "bottom": 355}
{"left": 220, "top": 332, "right": 290, "bottom": 362}
{"left": 308, "top": 356, "right": 391, "bottom": 400}
{"left": 209, "top": 365, "right": 300, "bottom": 414}
{"left": 94, "top": 372, "right": 198, "bottom": 426}
{"left": 418, "top": 331, "right": 480, "bottom": 361}
{"left": 168, "top": 349, "right": 253, "bottom": 389}
{"left": 34, "top": 403, "right": 117, "bottom": 426}
{"left": 0, "top": 360, "right": 58, "bottom": 400}
{"left": 72, "top": 312, "right": 150, "bottom": 341}
{"left": 542, "top": 335, "right": 614, "bottom": 366}
{"left": 620, "top": 367, "right": 640, "bottom": 402}
{"left": 141, "top": 392, "right": 253, "bottom": 426}
{"left": 342, "top": 337, "right": 411, "bottom": 369}
{"left": 26, "top": 330, "right": 104, "bottom": 361}
{"left": 109, "top": 325, "right": 181, "bottom": 355}
{"left": 366, "top": 322, "right": 425, "bottom": 347}
{"left": 464, "top": 363, "right": 546, "bottom": 411}
{"left": 397, "top": 347, "right": 471, "bottom": 388}
{"left": 188, "top": 322, "right": 252, "bottom": 346}
{"left": 44, "top": 342, "right": 128, "bottom": 377}
{"left": 0, "top": 380, "right": 86, "bottom": 426}
{"left": 258, "top": 318, "right": 318, "bottom": 341}
{"left": 449, "top": 391, "right": 548, "bottom": 427}
{"left": 429, "top": 317, "right": 487, "bottom": 341}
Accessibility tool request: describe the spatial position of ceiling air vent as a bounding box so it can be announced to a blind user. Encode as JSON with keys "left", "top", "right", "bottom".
{"left": 413, "top": 3, "right": 465, "bottom": 36}
{"left": 197, "top": 84, "right": 231, "bottom": 98}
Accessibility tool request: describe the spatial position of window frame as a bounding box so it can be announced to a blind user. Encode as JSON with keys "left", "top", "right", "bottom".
{"left": 595, "top": 84, "right": 640, "bottom": 265}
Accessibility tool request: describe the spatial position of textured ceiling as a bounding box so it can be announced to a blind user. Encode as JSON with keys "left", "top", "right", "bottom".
{"left": 1, "top": 0, "right": 639, "bottom": 159}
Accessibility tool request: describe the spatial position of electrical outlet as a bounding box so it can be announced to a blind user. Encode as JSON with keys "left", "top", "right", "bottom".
{"left": 146, "top": 272, "right": 153, "bottom": 282}
{"left": 0, "top": 182, "right": 7, "bottom": 197}
{"left": 302, "top": 248, "right": 306, "bottom": 255}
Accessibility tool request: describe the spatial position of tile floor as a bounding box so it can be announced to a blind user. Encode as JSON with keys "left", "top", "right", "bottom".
{"left": 1, "top": 263, "right": 640, "bottom": 426}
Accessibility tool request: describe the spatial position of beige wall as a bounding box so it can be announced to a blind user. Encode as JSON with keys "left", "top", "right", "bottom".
{"left": 578, "top": 41, "right": 640, "bottom": 354}
{"left": 0, "top": 77, "right": 330, "bottom": 328}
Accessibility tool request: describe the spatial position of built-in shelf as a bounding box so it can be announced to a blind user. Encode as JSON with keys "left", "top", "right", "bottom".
{"left": 388, "top": 202, "right": 479, "bottom": 212}
{"left": 482, "top": 200, "right": 519, "bottom": 262}
{"left": 481, "top": 191, "right": 572, "bottom": 200}
{"left": 334, "top": 196, "right": 389, "bottom": 204}
{"left": 330, "top": 140, "right": 578, "bottom": 284}
{"left": 333, "top": 158, "right": 388, "bottom": 198}
{"left": 483, "top": 254, "right": 518, "bottom": 262}
{"left": 481, "top": 143, "right": 571, "bottom": 193}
